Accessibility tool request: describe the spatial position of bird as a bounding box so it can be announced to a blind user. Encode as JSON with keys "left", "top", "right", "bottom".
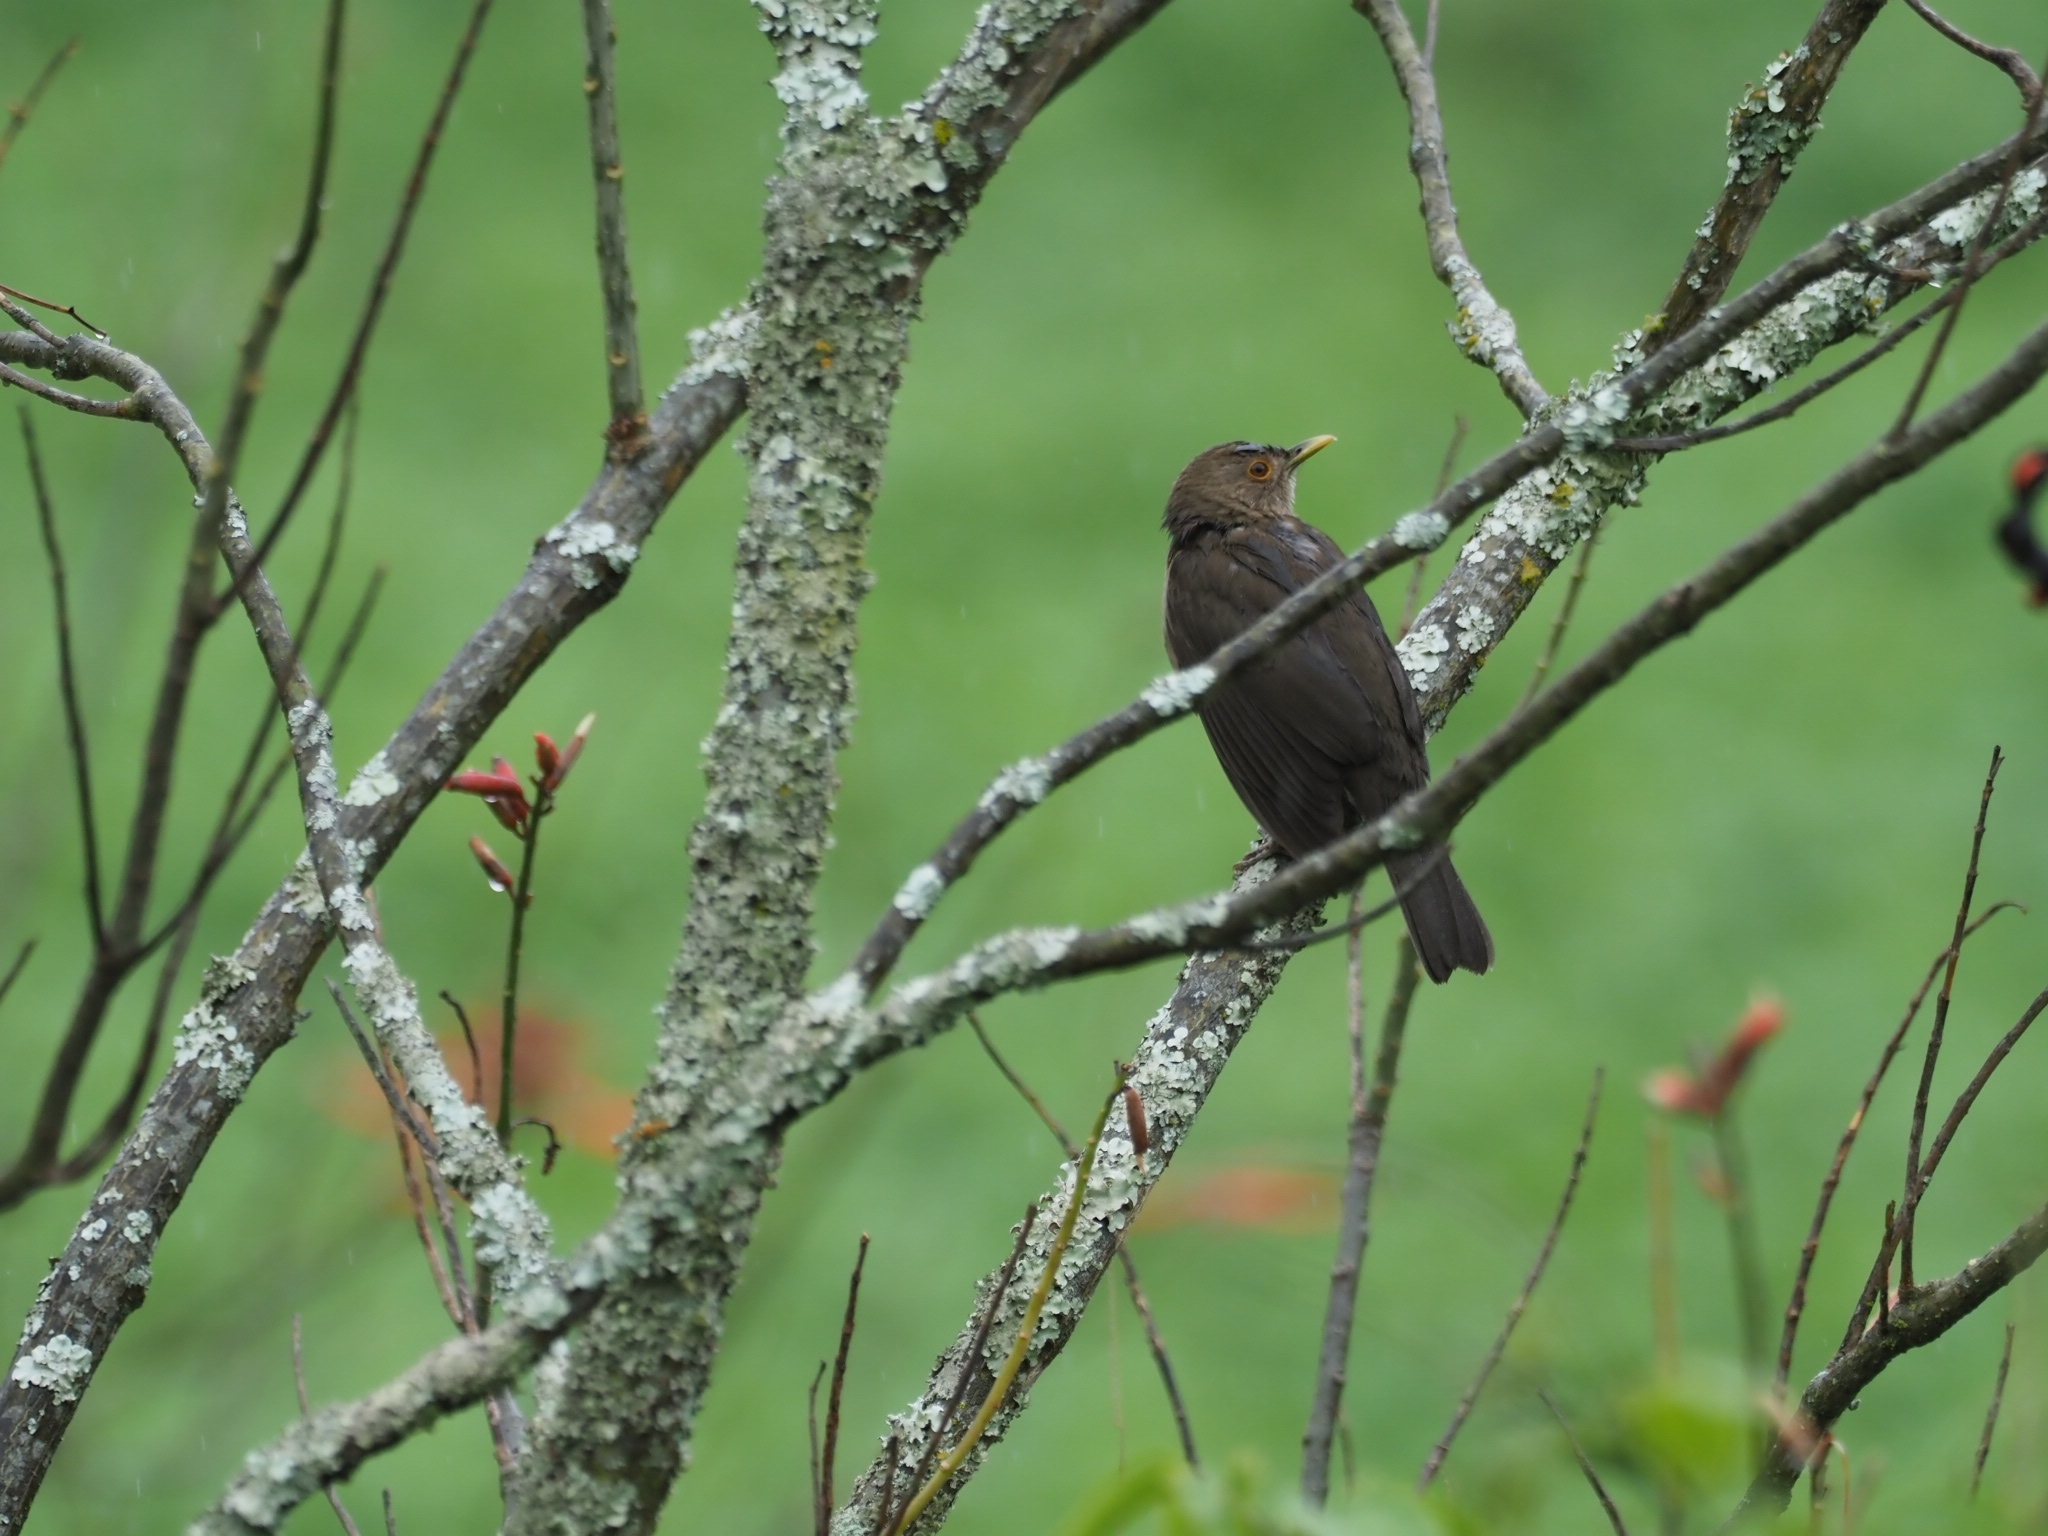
{"left": 1995, "top": 446, "right": 2048, "bottom": 605}
{"left": 1161, "top": 436, "right": 1493, "bottom": 983}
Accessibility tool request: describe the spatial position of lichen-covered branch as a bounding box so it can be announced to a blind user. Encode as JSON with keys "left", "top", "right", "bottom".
{"left": 185, "top": 1290, "right": 599, "bottom": 1536}
{"left": 1402, "top": 148, "right": 2048, "bottom": 735}
{"left": 832, "top": 876, "right": 1318, "bottom": 1536}
{"left": 1728, "top": 1198, "right": 2048, "bottom": 1522}
{"left": 502, "top": 2, "right": 1176, "bottom": 1530}
{"left": 1352, "top": 0, "right": 1549, "bottom": 417}
{"left": 849, "top": 136, "right": 2048, "bottom": 996}
{"left": 1656, "top": 0, "right": 1886, "bottom": 344}
{"left": 0, "top": 330, "right": 745, "bottom": 1529}
{"left": 828, "top": 303, "right": 2048, "bottom": 1529}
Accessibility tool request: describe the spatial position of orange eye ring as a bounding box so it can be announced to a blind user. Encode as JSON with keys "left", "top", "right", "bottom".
{"left": 1247, "top": 459, "right": 1273, "bottom": 481}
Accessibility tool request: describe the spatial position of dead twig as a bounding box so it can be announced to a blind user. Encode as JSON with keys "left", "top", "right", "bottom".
{"left": 1419, "top": 1070, "right": 1603, "bottom": 1490}
{"left": 1302, "top": 936, "right": 1422, "bottom": 1505}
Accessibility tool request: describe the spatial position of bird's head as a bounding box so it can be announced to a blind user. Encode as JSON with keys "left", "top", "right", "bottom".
{"left": 1163, "top": 435, "right": 1336, "bottom": 534}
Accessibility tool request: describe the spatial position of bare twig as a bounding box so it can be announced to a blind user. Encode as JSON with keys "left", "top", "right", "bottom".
{"left": 199, "top": 0, "right": 347, "bottom": 568}
{"left": 1970, "top": 1321, "right": 2015, "bottom": 1498}
{"left": 1916, "top": 984, "right": 2048, "bottom": 1201}
{"left": 294, "top": 1316, "right": 367, "bottom": 1536}
{"left": 808, "top": 1363, "right": 827, "bottom": 1536}
{"left": 1519, "top": 523, "right": 1601, "bottom": 708}
{"left": 1404, "top": 417, "right": 1467, "bottom": 633}
{"left": 1777, "top": 905, "right": 2015, "bottom": 1389}
{"left": 966, "top": 1016, "right": 1198, "bottom": 1464}
{"left": 1540, "top": 1390, "right": 1631, "bottom": 1535}
{"left": 1713, "top": 1104, "right": 1770, "bottom": 1379}
{"left": 578, "top": 0, "right": 646, "bottom": 453}
{"left": 24, "top": 408, "right": 105, "bottom": 947}
{"left": 1903, "top": 0, "right": 2040, "bottom": 107}
{"left": 1350, "top": 0, "right": 1547, "bottom": 416}
{"left": 1419, "top": 1069, "right": 1604, "bottom": 1490}
{"left": 887, "top": 1080, "right": 1122, "bottom": 1535}
{"left": 1731, "top": 1200, "right": 2048, "bottom": 1520}
{"left": 1891, "top": 84, "right": 2048, "bottom": 438}
{"left": 1900, "top": 747, "right": 2002, "bottom": 1292}
{"left": 1302, "top": 937, "right": 1422, "bottom": 1504}
{"left": 886, "top": 1205, "right": 1040, "bottom": 1536}
{"left": 0, "top": 37, "right": 78, "bottom": 178}
{"left": 229, "top": 0, "right": 497, "bottom": 596}
{"left": 820, "top": 1234, "right": 870, "bottom": 1529}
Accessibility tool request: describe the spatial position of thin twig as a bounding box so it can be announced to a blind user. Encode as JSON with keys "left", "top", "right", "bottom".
{"left": 1302, "top": 936, "right": 1422, "bottom": 1505}
{"left": 1731, "top": 1198, "right": 2048, "bottom": 1520}
{"left": 0, "top": 941, "right": 33, "bottom": 1012}
{"left": 1539, "top": 1390, "right": 1631, "bottom": 1535}
{"left": 293, "top": 1315, "right": 366, "bottom": 1536}
{"left": 1779, "top": 904, "right": 2015, "bottom": 1387}
{"left": 1519, "top": 522, "right": 1601, "bottom": 708}
{"left": 821, "top": 1234, "right": 870, "bottom": 1530}
{"left": 1970, "top": 1321, "right": 2015, "bottom": 1498}
{"left": 886, "top": 1205, "right": 1040, "bottom": 1536}
{"left": 231, "top": 0, "right": 497, "bottom": 598}
{"left": 23, "top": 408, "right": 105, "bottom": 948}
{"left": 1890, "top": 80, "right": 2048, "bottom": 437}
{"left": 1350, "top": 0, "right": 1547, "bottom": 415}
{"left": 394, "top": 1122, "right": 465, "bottom": 1329}
{"left": 1901, "top": 747, "right": 2002, "bottom": 1292}
{"left": 0, "top": 37, "right": 78, "bottom": 179}
{"left": 1404, "top": 417, "right": 1467, "bottom": 635}
{"left": 966, "top": 1014, "right": 1199, "bottom": 1463}
{"left": 1902, "top": 0, "right": 2040, "bottom": 107}
{"left": 439, "top": 992, "right": 486, "bottom": 1108}
{"left": 1916, "top": 984, "right": 2048, "bottom": 1200}
{"left": 808, "top": 1362, "right": 827, "bottom": 1536}
{"left": 1713, "top": 1103, "right": 1770, "bottom": 1379}
{"left": 888, "top": 1081, "right": 1123, "bottom": 1535}
{"left": 1419, "top": 1069, "right": 1604, "bottom": 1491}
{"left": 200, "top": 0, "right": 348, "bottom": 606}
{"left": 577, "top": 0, "right": 646, "bottom": 454}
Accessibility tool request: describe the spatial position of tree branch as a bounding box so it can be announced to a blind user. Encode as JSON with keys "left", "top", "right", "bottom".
{"left": 1728, "top": 1199, "right": 2048, "bottom": 1522}
{"left": 1654, "top": 0, "right": 1886, "bottom": 344}
{"left": 1351, "top": 0, "right": 1549, "bottom": 417}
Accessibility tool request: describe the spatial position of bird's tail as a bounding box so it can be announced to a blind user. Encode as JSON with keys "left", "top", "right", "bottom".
{"left": 1389, "top": 849, "right": 1494, "bottom": 984}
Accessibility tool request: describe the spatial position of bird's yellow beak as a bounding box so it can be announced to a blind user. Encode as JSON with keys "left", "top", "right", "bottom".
{"left": 1288, "top": 434, "right": 1337, "bottom": 468}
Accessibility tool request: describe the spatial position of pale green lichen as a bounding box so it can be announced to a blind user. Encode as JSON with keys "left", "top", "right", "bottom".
{"left": 341, "top": 749, "right": 400, "bottom": 807}
{"left": 1141, "top": 664, "right": 1213, "bottom": 717}
{"left": 10, "top": 1334, "right": 93, "bottom": 1402}
{"left": 171, "top": 956, "right": 262, "bottom": 1099}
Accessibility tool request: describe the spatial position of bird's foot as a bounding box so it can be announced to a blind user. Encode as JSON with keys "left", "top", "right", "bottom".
{"left": 1233, "top": 835, "right": 1283, "bottom": 876}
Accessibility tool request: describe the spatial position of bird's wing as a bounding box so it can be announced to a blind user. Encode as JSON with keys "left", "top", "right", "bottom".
{"left": 1165, "top": 533, "right": 1349, "bottom": 854}
{"left": 1217, "top": 519, "right": 1429, "bottom": 778}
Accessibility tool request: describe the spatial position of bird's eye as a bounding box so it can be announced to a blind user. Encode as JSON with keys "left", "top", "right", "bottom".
{"left": 1247, "top": 459, "right": 1273, "bottom": 481}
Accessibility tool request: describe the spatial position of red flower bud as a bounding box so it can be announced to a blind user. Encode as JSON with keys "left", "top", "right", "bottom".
{"left": 535, "top": 732, "right": 561, "bottom": 780}
{"left": 470, "top": 836, "right": 516, "bottom": 894}
{"left": 545, "top": 712, "right": 596, "bottom": 792}
{"left": 447, "top": 769, "right": 523, "bottom": 797}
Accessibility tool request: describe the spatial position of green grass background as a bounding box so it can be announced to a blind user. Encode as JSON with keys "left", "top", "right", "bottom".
{"left": 0, "top": 0, "right": 2045, "bottom": 1531}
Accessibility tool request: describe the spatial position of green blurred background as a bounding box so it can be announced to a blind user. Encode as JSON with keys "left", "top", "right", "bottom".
{"left": 1, "top": 1, "right": 2045, "bottom": 1531}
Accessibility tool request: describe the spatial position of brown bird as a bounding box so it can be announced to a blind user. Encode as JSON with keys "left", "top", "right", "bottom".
{"left": 1162, "top": 436, "right": 1493, "bottom": 983}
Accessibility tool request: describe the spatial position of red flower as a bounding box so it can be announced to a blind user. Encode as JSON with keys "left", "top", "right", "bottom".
{"left": 1644, "top": 997, "right": 1785, "bottom": 1119}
